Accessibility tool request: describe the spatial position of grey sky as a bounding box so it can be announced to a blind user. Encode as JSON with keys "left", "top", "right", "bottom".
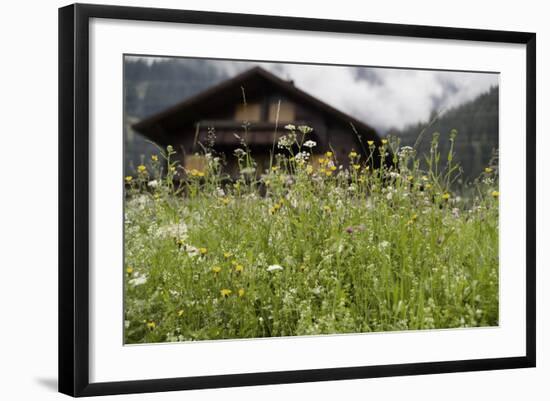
{"left": 134, "top": 56, "right": 499, "bottom": 132}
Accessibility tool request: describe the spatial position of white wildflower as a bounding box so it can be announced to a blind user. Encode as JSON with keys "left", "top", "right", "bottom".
{"left": 184, "top": 245, "right": 199, "bottom": 257}
{"left": 234, "top": 148, "right": 246, "bottom": 157}
{"left": 379, "top": 241, "right": 390, "bottom": 250}
{"left": 267, "top": 264, "right": 284, "bottom": 272}
{"left": 298, "top": 125, "right": 313, "bottom": 134}
{"left": 284, "top": 124, "right": 296, "bottom": 131}
{"left": 157, "top": 221, "right": 188, "bottom": 239}
{"left": 147, "top": 180, "right": 159, "bottom": 188}
{"left": 240, "top": 167, "right": 256, "bottom": 175}
{"left": 294, "top": 151, "right": 310, "bottom": 164}
{"left": 128, "top": 274, "right": 147, "bottom": 286}
{"left": 303, "top": 140, "right": 317, "bottom": 148}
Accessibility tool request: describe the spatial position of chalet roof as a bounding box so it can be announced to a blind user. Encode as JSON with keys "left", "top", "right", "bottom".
{"left": 133, "top": 67, "right": 380, "bottom": 146}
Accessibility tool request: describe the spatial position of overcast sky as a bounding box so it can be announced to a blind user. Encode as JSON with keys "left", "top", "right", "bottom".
{"left": 140, "top": 56, "right": 499, "bottom": 132}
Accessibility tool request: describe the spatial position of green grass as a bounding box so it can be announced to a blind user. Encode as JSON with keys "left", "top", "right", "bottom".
{"left": 124, "top": 126, "right": 499, "bottom": 344}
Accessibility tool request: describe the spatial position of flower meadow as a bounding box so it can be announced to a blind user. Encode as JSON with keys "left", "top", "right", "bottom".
{"left": 124, "top": 125, "right": 499, "bottom": 344}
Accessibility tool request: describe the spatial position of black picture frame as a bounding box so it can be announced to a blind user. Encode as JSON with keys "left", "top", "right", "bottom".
{"left": 59, "top": 3, "right": 536, "bottom": 397}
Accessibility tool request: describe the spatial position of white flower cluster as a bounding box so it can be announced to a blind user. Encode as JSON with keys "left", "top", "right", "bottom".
{"left": 303, "top": 140, "right": 317, "bottom": 148}
{"left": 277, "top": 132, "right": 297, "bottom": 149}
{"left": 156, "top": 221, "right": 188, "bottom": 240}
{"left": 294, "top": 151, "right": 310, "bottom": 164}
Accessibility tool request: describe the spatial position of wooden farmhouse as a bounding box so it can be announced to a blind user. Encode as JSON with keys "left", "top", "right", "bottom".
{"left": 133, "top": 66, "right": 382, "bottom": 176}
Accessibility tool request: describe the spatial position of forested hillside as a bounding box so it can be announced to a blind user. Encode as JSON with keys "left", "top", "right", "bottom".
{"left": 393, "top": 86, "right": 498, "bottom": 182}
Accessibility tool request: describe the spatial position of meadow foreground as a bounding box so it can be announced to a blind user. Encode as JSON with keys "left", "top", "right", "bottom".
{"left": 124, "top": 126, "right": 499, "bottom": 344}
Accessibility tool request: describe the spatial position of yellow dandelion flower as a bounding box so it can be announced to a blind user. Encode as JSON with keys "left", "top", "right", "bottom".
{"left": 425, "top": 183, "right": 432, "bottom": 189}
{"left": 323, "top": 205, "right": 331, "bottom": 212}
{"left": 492, "top": 190, "right": 500, "bottom": 199}
{"left": 353, "top": 164, "right": 361, "bottom": 170}
{"left": 442, "top": 193, "right": 451, "bottom": 201}
{"left": 349, "top": 151, "right": 358, "bottom": 158}
{"left": 223, "top": 252, "right": 232, "bottom": 259}
{"left": 234, "top": 264, "right": 244, "bottom": 273}
{"left": 325, "top": 151, "right": 333, "bottom": 157}
{"left": 212, "top": 266, "right": 222, "bottom": 274}
{"left": 329, "top": 165, "right": 337, "bottom": 171}
{"left": 124, "top": 176, "right": 133, "bottom": 183}
{"left": 238, "top": 288, "right": 245, "bottom": 297}
{"left": 146, "top": 321, "right": 156, "bottom": 330}
{"left": 367, "top": 140, "right": 374, "bottom": 146}
{"left": 151, "top": 154, "right": 158, "bottom": 162}
{"left": 126, "top": 266, "right": 133, "bottom": 274}
{"left": 169, "top": 166, "right": 176, "bottom": 173}
{"left": 485, "top": 167, "right": 493, "bottom": 174}
{"left": 407, "top": 175, "right": 414, "bottom": 181}
{"left": 220, "top": 289, "right": 232, "bottom": 298}
{"left": 319, "top": 168, "right": 326, "bottom": 174}
{"left": 306, "top": 165, "right": 314, "bottom": 175}
{"left": 177, "top": 309, "right": 184, "bottom": 317}
{"left": 318, "top": 158, "right": 326, "bottom": 164}
{"left": 137, "top": 165, "right": 146, "bottom": 173}
{"left": 381, "top": 139, "right": 388, "bottom": 145}
{"left": 221, "top": 197, "right": 230, "bottom": 205}
{"left": 197, "top": 171, "right": 205, "bottom": 177}
{"left": 271, "top": 166, "right": 279, "bottom": 172}
{"left": 325, "top": 170, "right": 333, "bottom": 177}
{"left": 231, "top": 260, "right": 238, "bottom": 266}
{"left": 199, "top": 247, "right": 208, "bottom": 255}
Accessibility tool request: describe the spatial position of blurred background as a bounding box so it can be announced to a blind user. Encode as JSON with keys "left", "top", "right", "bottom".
{"left": 124, "top": 56, "right": 498, "bottom": 182}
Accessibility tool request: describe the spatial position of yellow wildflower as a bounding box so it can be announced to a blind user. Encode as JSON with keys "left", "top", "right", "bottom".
{"left": 325, "top": 170, "right": 333, "bottom": 177}
{"left": 349, "top": 151, "right": 358, "bottom": 158}
{"left": 367, "top": 140, "right": 374, "bottom": 146}
{"left": 238, "top": 288, "right": 245, "bottom": 297}
{"left": 353, "top": 164, "right": 361, "bottom": 170}
{"left": 234, "top": 264, "right": 244, "bottom": 273}
{"left": 124, "top": 176, "right": 133, "bottom": 183}
{"left": 323, "top": 205, "right": 331, "bottom": 212}
{"left": 199, "top": 247, "right": 208, "bottom": 255}
{"left": 306, "top": 165, "right": 314, "bottom": 175}
{"left": 485, "top": 167, "right": 493, "bottom": 173}
{"left": 221, "top": 197, "right": 230, "bottom": 205}
{"left": 223, "top": 252, "right": 232, "bottom": 259}
{"left": 271, "top": 166, "right": 279, "bottom": 172}
{"left": 318, "top": 158, "right": 326, "bottom": 164}
{"left": 212, "top": 266, "right": 222, "bottom": 274}
{"left": 177, "top": 309, "right": 184, "bottom": 317}
{"left": 146, "top": 321, "right": 156, "bottom": 330}
{"left": 126, "top": 266, "right": 133, "bottom": 274}
{"left": 151, "top": 154, "right": 158, "bottom": 162}
{"left": 197, "top": 171, "right": 205, "bottom": 177}
{"left": 137, "top": 165, "right": 146, "bottom": 173}
{"left": 442, "top": 193, "right": 451, "bottom": 201}
{"left": 381, "top": 139, "right": 388, "bottom": 145}
{"left": 329, "top": 165, "right": 337, "bottom": 171}
{"left": 325, "top": 151, "right": 333, "bottom": 157}
{"left": 492, "top": 190, "right": 500, "bottom": 199}
{"left": 169, "top": 166, "right": 176, "bottom": 173}
{"left": 407, "top": 175, "right": 414, "bottom": 181}
{"left": 220, "top": 289, "right": 232, "bottom": 298}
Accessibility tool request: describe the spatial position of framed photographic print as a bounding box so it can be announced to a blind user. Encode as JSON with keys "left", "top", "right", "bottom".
{"left": 58, "top": 3, "right": 536, "bottom": 397}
